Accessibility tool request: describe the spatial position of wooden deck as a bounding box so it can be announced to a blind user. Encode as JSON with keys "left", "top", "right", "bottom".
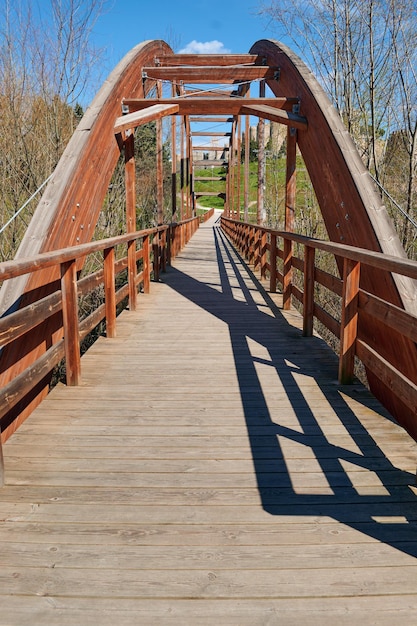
{"left": 1, "top": 211, "right": 417, "bottom": 624}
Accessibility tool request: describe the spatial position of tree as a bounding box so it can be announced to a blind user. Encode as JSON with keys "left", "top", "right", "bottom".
{"left": 0, "top": 0, "right": 107, "bottom": 260}
{"left": 258, "top": 0, "right": 417, "bottom": 254}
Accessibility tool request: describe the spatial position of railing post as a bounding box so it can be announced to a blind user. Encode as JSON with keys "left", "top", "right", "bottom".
{"left": 283, "top": 238, "right": 293, "bottom": 310}
{"left": 127, "top": 239, "right": 137, "bottom": 311}
{"left": 61, "top": 259, "right": 81, "bottom": 386}
{"left": 261, "top": 230, "right": 267, "bottom": 279}
{"left": 160, "top": 230, "right": 167, "bottom": 273}
{"left": 153, "top": 236, "right": 160, "bottom": 282}
{"left": 270, "top": 233, "right": 277, "bottom": 293}
{"left": 254, "top": 229, "right": 259, "bottom": 267}
{"left": 339, "top": 257, "right": 360, "bottom": 384}
{"left": 143, "top": 234, "right": 151, "bottom": 293}
{"left": 104, "top": 246, "right": 116, "bottom": 338}
{"left": 303, "top": 245, "right": 315, "bottom": 336}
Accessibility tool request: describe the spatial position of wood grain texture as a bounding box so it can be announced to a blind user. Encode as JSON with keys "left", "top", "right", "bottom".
{"left": 0, "top": 40, "right": 174, "bottom": 437}
{"left": 249, "top": 38, "right": 417, "bottom": 437}
{"left": 1, "top": 211, "right": 417, "bottom": 623}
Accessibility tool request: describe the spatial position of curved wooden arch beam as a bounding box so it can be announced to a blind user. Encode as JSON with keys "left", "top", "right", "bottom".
{"left": 250, "top": 40, "right": 416, "bottom": 306}
{"left": 250, "top": 39, "right": 417, "bottom": 436}
{"left": 0, "top": 39, "right": 173, "bottom": 317}
{"left": 0, "top": 40, "right": 173, "bottom": 437}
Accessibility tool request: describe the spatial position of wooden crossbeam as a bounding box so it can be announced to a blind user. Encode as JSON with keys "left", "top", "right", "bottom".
{"left": 193, "top": 146, "right": 228, "bottom": 151}
{"left": 123, "top": 97, "right": 299, "bottom": 115}
{"left": 194, "top": 191, "right": 226, "bottom": 197}
{"left": 191, "top": 132, "right": 231, "bottom": 136}
{"left": 154, "top": 54, "right": 262, "bottom": 67}
{"left": 240, "top": 103, "right": 308, "bottom": 130}
{"left": 183, "top": 89, "right": 233, "bottom": 97}
{"left": 194, "top": 160, "right": 227, "bottom": 167}
{"left": 142, "top": 66, "right": 281, "bottom": 83}
{"left": 114, "top": 103, "right": 179, "bottom": 133}
{"left": 190, "top": 117, "right": 233, "bottom": 123}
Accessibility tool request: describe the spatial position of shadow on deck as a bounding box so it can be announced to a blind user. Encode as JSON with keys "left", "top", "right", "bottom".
{"left": 165, "top": 223, "right": 417, "bottom": 558}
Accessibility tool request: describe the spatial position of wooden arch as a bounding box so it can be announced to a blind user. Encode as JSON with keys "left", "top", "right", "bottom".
{"left": 1, "top": 39, "right": 417, "bottom": 438}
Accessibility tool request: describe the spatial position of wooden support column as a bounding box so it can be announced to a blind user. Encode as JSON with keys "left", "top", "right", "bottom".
{"left": 61, "top": 259, "right": 81, "bottom": 386}
{"left": 339, "top": 258, "right": 360, "bottom": 384}
{"left": 257, "top": 80, "right": 266, "bottom": 225}
{"left": 244, "top": 113, "right": 250, "bottom": 222}
{"left": 237, "top": 115, "right": 242, "bottom": 219}
{"left": 185, "top": 115, "right": 191, "bottom": 218}
{"left": 104, "top": 246, "right": 116, "bottom": 338}
{"left": 303, "top": 245, "right": 315, "bottom": 336}
{"left": 156, "top": 125, "right": 164, "bottom": 224}
{"left": 125, "top": 132, "right": 136, "bottom": 234}
{"left": 171, "top": 100, "right": 177, "bottom": 220}
{"left": 125, "top": 132, "right": 137, "bottom": 310}
{"left": 230, "top": 118, "right": 237, "bottom": 218}
{"left": 283, "top": 127, "right": 297, "bottom": 310}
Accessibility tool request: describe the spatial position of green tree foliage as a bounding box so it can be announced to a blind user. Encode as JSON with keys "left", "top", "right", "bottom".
{"left": 258, "top": 0, "right": 417, "bottom": 256}
{"left": 0, "top": 0, "right": 105, "bottom": 261}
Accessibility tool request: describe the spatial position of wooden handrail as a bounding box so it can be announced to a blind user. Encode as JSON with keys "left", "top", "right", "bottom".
{"left": 0, "top": 217, "right": 200, "bottom": 431}
{"left": 221, "top": 215, "right": 417, "bottom": 436}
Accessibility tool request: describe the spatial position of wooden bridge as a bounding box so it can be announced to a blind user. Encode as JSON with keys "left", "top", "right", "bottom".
{"left": 1, "top": 39, "right": 417, "bottom": 623}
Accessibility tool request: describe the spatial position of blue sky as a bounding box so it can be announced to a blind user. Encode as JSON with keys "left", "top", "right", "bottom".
{"left": 93, "top": 0, "right": 276, "bottom": 69}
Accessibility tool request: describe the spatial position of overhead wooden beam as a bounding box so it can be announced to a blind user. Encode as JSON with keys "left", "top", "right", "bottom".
{"left": 123, "top": 97, "right": 299, "bottom": 116}
{"left": 190, "top": 117, "right": 233, "bottom": 123}
{"left": 240, "top": 103, "right": 308, "bottom": 130}
{"left": 154, "top": 54, "right": 263, "bottom": 67}
{"left": 194, "top": 160, "right": 228, "bottom": 167}
{"left": 114, "top": 103, "right": 179, "bottom": 133}
{"left": 142, "top": 65, "right": 281, "bottom": 83}
{"left": 183, "top": 89, "right": 233, "bottom": 97}
{"left": 191, "top": 132, "right": 231, "bottom": 137}
{"left": 193, "top": 145, "right": 228, "bottom": 151}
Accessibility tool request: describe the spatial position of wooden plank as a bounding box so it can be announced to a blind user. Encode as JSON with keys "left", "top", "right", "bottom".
{"left": 2, "top": 211, "right": 417, "bottom": 622}
{"left": 155, "top": 54, "right": 262, "bottom": 66}
{"left": 114, "top": 103, "right": 179, "bottom": 133}
{"left": 240, "top": 103, "right": 308, "bottom": 130}
{"left": 192, "top": 145, "right": 227, "bottom": 151}
{"left": 2, "top": 596, "right": 417, "bottom": 625}
{"left": 2, "top": 565, "right": 417, "bottom": 599}
{"left": 194, "top": 177, "right": 226, "bottom": 181}
{"left": 0, "top": 290, "right": 62, "bottom": 347}
{"left": 142, "top": 65, "right": 281, "bottom": 83}
{"left": 249, "top": 39, "right": 417, "bottom": 436}
{"left": 191, "top": 132, "right": 231, "bottom": 136}
{"left": 123, "top": 97, "right": 299, "bottom": 115}
{"left": 359, "top": 289, "right": 417, "bottom": 344}
{"left": 356, "top": 339, "right": 417, "bottom": 414}
{"left": 190, "top": 117, "right": 233, "bottom": 123}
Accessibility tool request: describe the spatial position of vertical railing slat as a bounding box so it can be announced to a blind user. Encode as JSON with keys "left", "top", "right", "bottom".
{"left": 339, "top": 258, "right": 360, "bottom": 384}
{"left": 61, "top": 259, "right": 81, "bottom": 386}
{"left": 104, "top": 246, "right": 116, "bottom": 338}
{"left": 303, "top": 245, "right": 315, "bottom": 337}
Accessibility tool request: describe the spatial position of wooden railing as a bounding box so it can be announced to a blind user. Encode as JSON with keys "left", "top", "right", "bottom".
{"left": 221, "top": 215, "right": 417, "bottom": 421}
{"left": 0, "top": 217, "right": 199, "bottom": 433}
{"left": 199, "top": 208, "right": 215, "bottom": 223}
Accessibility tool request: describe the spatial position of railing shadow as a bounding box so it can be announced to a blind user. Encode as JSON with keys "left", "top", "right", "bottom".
{"left": 163, "top": 223, "right": 417, "bottom": 558}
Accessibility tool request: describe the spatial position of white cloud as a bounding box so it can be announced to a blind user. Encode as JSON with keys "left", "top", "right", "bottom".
{"left": 178, "top": 40, "right": 231, "bottom": 54}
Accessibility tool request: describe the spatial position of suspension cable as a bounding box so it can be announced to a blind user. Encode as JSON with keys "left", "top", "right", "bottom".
{"left": 0, "top": 173, "right": 53, "bottom": 236}
{"left": 370, "top": 173, "right": 417, "bottom": 231}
